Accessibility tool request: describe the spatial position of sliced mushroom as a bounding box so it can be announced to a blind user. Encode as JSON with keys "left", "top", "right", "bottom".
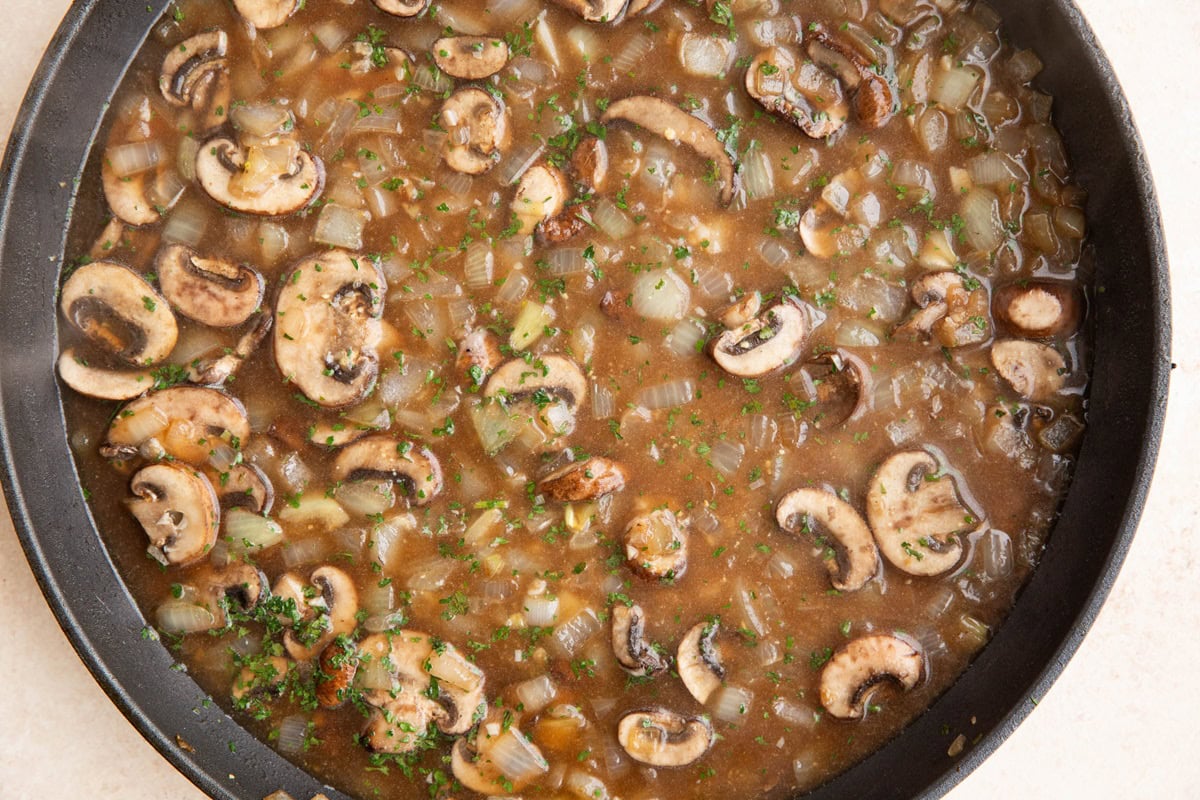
{"left": 795, "top": 349, "right": 873, "bottom": 429}
{"left": 273, "top": 250, "right": 386, "bottom": 408}
{"left": 807, "top": 28, "right": 896, "bottom": 130}
{"left": 452, "top": 723, "right": 549, "bottom": 794}
{"left": 539, "top": 457, "right": 626, "bottom": 502}
{"left": 866, "top": 450, "right": 973, "bottom": 576}
{"left": 372, "top": 0, "right": 428, "bottom": 16}
{"left": 276, "top": 565, "right": 359, "bottom": 662}
{"left": 441, "top": 88, "right": 510, "bottom": 175}
{"left": 720, "top": 291, "right": 762, "bottom": 330}
{"left": 155, "top": 244, "right": 264, "bottom": 327}
{"left": 187, "top": 314, "right": 273, "bottom": 387}
{"left": 433, "top": 36, "right": 509, "bottom": 80}
{"left": 893, "top": 271, "right": 988, "bottom": 348}
{"left": 798, "top": 200, "right": 868, "bottom": 258}
{"left": 624, "top": 508, "right": 688, "bottom": 581}
{"left": 711, "top": 303, "right": 808, "bottom": 378}
{"left": 512, "top": 163, "right": 569, "bottom": 235}
{"left": 101, "top": 154, "right": 182, "bottom": 227}
{"left": 196, "top": 136, "right": 325, "bottom": 216}
{"left": 611, "top": 604, "right": 668, "bottom": 676}
{"left": 331, "top": 435, "right": 444, "bottom": 507}
{"left": 617, "top": 709, "right": 713, "bottom": 767}
{"left": 677, "top": 619, "right": 724, "bottom": 704}
{"left": 990, "top": 340, "right": 1067, "bottom": 402}
{"left": 457, "top": 328, "right": 503, "bottom": 379}
{"left": 993, "top": 281, "right": 1082, "bottom": 339}
{"left": 232, "top": 0, "right": 300, "bottom": 29}
{"left": 571, "top": 135, "right": 609, "bottom": 192}
{"left": 103, "top": 386, "right": 250, "bottom": 462}
{"left": 128, "top": 463, "right": 220, "bottom": 565}
{"left": 776, "top": 488, "right": 879, "bottom": 592}
{"left": 204, "top": 562, "right": 268, "bottom": 626}
{"left": 232, "top": 655, "right": 290, "bottom": 704}
{"left": 746, "top": 47, "right": 849, "bottom": 139}
{"left": 306, "top": 417, "right": 385, "bottom": 449}
{"left": 57, "top": 348, "right": 153, "bottom": 401}
{"left": 484, "top": 354, "right": 588, "bottom": 411}
{"left": 160, "top": 31, "right": 228, "bottom": 109}
{"left": 551, "top": 0, "right": 630, "bottom": 23}
{"left": 601, "top": 96, "right": 737, "bottom": 205}
{"left": 60, "top": 261, "right": 178, "bottom": 366}
{"left": 316, "top": 639, "right": 358, "bottom": 710}
{"left": 540, "top": 209, "right": 590, "bottom": 244}
{"left": 819, "top": 634, "right": 923, "bottom": 720}
{"left": 213, "top": 462, "right": 274, "bottom": 513}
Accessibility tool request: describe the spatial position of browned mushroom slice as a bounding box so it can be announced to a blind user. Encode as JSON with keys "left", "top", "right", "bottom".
{"left": 233, "top": 0, "right": 300, "bottom": 29}
{"left": 60, "top": 261, "right": 178, "bottom": 366}
{"left": 746, "top": 47, "right": 849, "bottom": 139}
{"left": 103, "top": 386, "right": 251, "bottom": 463}
{"left": 819, "top": 634, "right": 923, "bottom": 719}
{"left": 990, "top": 340, "right": 1068, "bottom": 402}
{"left": 866, "top": 450, "right": 975, "bottom": 576}
{"left": 332, "top": 434, "right": 444, "bottom": 506}
{"left": 795, "top": 349, "right": 872, "bottom": 429}
{"left": 601, "top": 95, "right": 737, "bottom": 206}
{"left": 274, "top": 566, "right": 359, "bottom": 661}
{"left": 484, "top": 354, "right": 588, "bottom": 410}
{"left": 160, "top": 31, "right": 228, "bottom": 109}
{"left": 211, "top": 462, "right": 274, "bottom": 513}
{"left": 202, "top": 562, "right": 269, "bottom": 627}
{"left": 441, "top": 88, "right": 510, "bottom": 176}
{"left": 456, "top": 328, "right": 503, "bottom": 379}
{"left": 893, "top": 271, "right": 989, "bottom": 348}
{"left": 316, "top": 639, "right": 358, "bottom": 710}
{"left": 101, "top": 154, "right": 180, "bottom": 227}
{"left": 156, "top": 244, "right": 264, "bottom": 327}
{"left": 677, "top": 619, "right": 724, "bottom": 703}
{"left": 993, "top": 281, "right": 1083, "bottom": 338}
{"left": 187, "top": 314, "right": 273, "bottom": 387}
{"left": 551, "top": 0, "right": 630, "bottom": 23}
{"left": 273, "top": 250, "right": 385, "bottom": 408}
{"left": 776, "top": 487, "right": 879, "bottom": 592}
{"left": 611, "top": 603, "right": 668, "bottom": 676}
{"left": 128, "top": 462, "right": 220, "bottom": 566}
{"left": 196, "top": 136, "right": 325, "bottom": 216}
{"left": 372, "top": 0, "right": 428, "bottom": 16}
{"left": 57, "top": 349, "right": 154, "bottom": 401}
{"left": 807, "top": 28, "right": 897, "bottom": 130}
{"left": 539, "top": 457, "right": 626, "bottom": 502}
{"left": 451, "top": 721, "right": 549, "bottom": 792}
{"left": 512, "top": 163, "right": 569, "bottom": 235}
{"left": 625, "top": 508, "right": 688, "bottom": 581}
{"left": 711, "top": 303, "right": 808, "bottom": 378}
{"left": 571, "top": 135, "right": 609, "bottom": 192}
{"left": 618, "top": 709, "right": 713, "bottom": 767}
{"left": 433, "top": 36, "right": 510, "bottom": 80}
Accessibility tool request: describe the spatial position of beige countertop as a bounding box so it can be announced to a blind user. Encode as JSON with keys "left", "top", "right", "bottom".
{"left": 1, "top": 1, "right": 1197, "bottom": 798}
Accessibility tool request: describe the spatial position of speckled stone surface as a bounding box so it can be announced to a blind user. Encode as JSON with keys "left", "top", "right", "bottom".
{"left": 1, "top": 2, "right": 1197, "bottom": 798}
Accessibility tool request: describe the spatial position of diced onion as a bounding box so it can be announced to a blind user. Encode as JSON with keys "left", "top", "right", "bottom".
{"left": 710, "top": 440, "right": 744, "bottom": 475}
{"left": 667, "top": 318, "right": 706, "bottom": 358}
{"left": 564, "top": 771, "right": 610, "bottom": 800}
{"left": 405, "top": 557, "right": 457, "bottom": 591}
{"left": 335, "top": 480, "right": 396, "bottom": 517}
{"left": 758, "top": 238, "right": 791, "bottom": 270}
{"left": 496, "top": 271, "right": 530, "bottom": 305}
{"left": 162, "top": 200, "right": 208, "bottom": 246}
{"left": 488, "top": 729, "right": 549, "bottom": 784}
{"left": 960, "top": 187, "right": 1003, "bottom": 252}
{"left": 930, "top": 66, "right": 979, "bottom": 110}
{"left": 412, "top": 64, "right": 453, "bottom": 94}
{"left": 314, "top": 204, "right": 367, "bottom": 250}
{"left": 357, "top": 653, "right": 396, "bottom": 691}
{"left": 548, "top": 247, "right": 586, "bottom": 276}
{"left": 258, "top": 221, "right": 289, "bottom": 265}
{"left": 772, "top": 697, "right": 817, "bottom": 728}
{"left": 735, "top": 579, "right": 770, "bottom": 637}
{"left": 1007, "top": 48, "right": 1044, "bottom": 83}
{"left": 155, "top": 600, "right": 215, "bottom": 634}
{"left": 498, "top": 142, "right": 545, "bottom": 186}
{"left": 612, "top": 33, "right": 652, "bottom": 74}
{"left": 591, "top": 383, "right": 615, "bottom": 419}
{"left": 742, "top": 144, "right": 775, "bottom": 200}
{"left": 523, "top": 594, "right": 560, "bottom": 626}
{"left": 428, "top": 649, "right": 484, "bottom": 692}
{"left": 631, "top": 269, "right": 690, "bottom": 321}
{"left": 514, "top": 674, "right": 557, "bottom": 713}
{"left": 353, "top": 109, "right": 402, "bottom": 135}
{"left": 281, "top": 536, "right": 329, "bottom": 569}
{"left": 360, "top": 581, "right": 394, "bottom": 615}
{"left": 982, "top": 529, "right": 1014, "bottom": 578}
{"left": 224, "top": 508, "right": 284, "bottom": 552}
{"left": 637, "top": 379, "right": 695, "bottom": 410}
{"left": 107, "top": 141, "right": 161, "bottom": 178}
{"left": 276, "top": 715, "right": 309, "bottom": 755}
{"left": 1054, "top": 206, "right": 1086, "bottom": 239}
{"left": 679, "top": 32, "right": 732, "bottom": 78}
{"left": 509, "top": 300, "right": 554, "bottom": 351}
{"left": 592, "top": 198, "right": 633, "bottom": 240}
{"left": 552, "top": 608, "right": 600, "bottom": 656}
{"left": 712, "top": 685, "right": 755, "bottom": 723}
{"left": 967, "top": 152, "right": 1028, "bottom": 186}
{"left": 464, "top": 240, "right": 495, "bottom": 289}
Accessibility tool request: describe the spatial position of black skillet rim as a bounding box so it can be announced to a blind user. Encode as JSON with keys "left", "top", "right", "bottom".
{"left": 0, "top": 2, "right": 1170, "bottom": 799}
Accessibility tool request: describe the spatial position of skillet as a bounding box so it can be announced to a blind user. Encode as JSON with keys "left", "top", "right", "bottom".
{"left": 0, "top": 1, "right": 1170, "bottom": 798}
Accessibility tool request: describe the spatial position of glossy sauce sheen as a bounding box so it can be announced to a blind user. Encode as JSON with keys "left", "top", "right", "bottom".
{"left": 60, "top": 0, "right": 1091, "bottom": 797}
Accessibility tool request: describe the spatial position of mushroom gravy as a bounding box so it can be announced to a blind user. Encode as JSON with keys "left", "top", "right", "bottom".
{"left": 58, "top": 0, "right": 1091, "bottom": 797}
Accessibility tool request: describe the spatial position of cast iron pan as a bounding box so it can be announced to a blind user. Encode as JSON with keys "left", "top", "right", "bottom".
{"left": 0, "top": 2, "right": 1170, "bottom": 799}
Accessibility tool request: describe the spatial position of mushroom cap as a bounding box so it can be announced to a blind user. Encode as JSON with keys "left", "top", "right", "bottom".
{"left": 746, "top": 47, "right": 850, "bottom": 139}
{"left": 866, "top": 450, "right": 973, "bottom": 576}
{"left": 993, "top": 281, "right": 1083, "bottom": 339}
{"left": 232, "top": 0, "right": 300, "bottom": 29}
{"left": 711, "top": 303, "right": 809, "bottom": 378}
{"left": 990, "top": 340, "right": 1067, "bottom": 402}
{"left": 101, "top": 156, "right": 170, "bottom": 227}
{"left": 372, "top": 0, "right": 429, "bottom": 16}
{"left": 512, "top": 163, "right": 569, "bottom": 235}
{"left": 617, "top": 709, "right": 713, "bottom": 767}
{"left": 441, "top": 88, "right": 510, "bottom": 175}
{"left": 212, "top": 462, "right": 274, "bottom": 513}
{"left": 807, "top": 28, "right": 896, "bottom": 130}
{"left": 159, "top": 30, "right": 228, "bottom": 108}
{"left": 57, "top": 348, "right": 153, "bottom": 401}
{"left": 273, "top": 250, "right": 386, "bottom": 409}
{"left": 624, "top": 508, "right": 688, "bottom": 581}
{"left": 280, "top": 565, "right": 359, "bottom": 661}
{"left": 128, "top": 462, "right": 220, "bottom": 565}
{"left": 103, "top": 386, "right": 251, "bottom": 463}
{"left": 156, "top": 244, "right": 265, "bottom": 327}
{"left": 204, "top": 562, "right": 269, "bottom": 626}
{"left": 331, "top": 435, "right": 444, "bottom": 507}
{"left": 60, "top": 261, "right": 178, "bottom": 366}
{"left": 611, "top": 603, "right": 669, "bottom": 676}
{"left": 819, "top": 634, "right": 923, "bottom": 720}
{"left": 196, "top": 136, "right": 325, "bottom": 216}
{"left": 601, "top": 95, "right": 737, "bottom": 206}
{"left": 484, "top": 354, "right": 588, "bottom": 411}
{"left": 187, "top": 314, "right": 273, "bottom": 387}
{"left": 796, "top": 348, "right": 873, "bottom": 429}
{"left": 539, "top": 456, "right": 627, "bottom": 502}
{"left": 677, "top": 619, "right": 724, "bottom": 704}
{"left": 776, "top": 487, "right": 879, "bottom": 592}
{"left": 550, "top": 0, "right": 630, "bottom": 22}
{"left": 316, "top": 639, "right": 358, "bottom": 710}
{"left": 432, "top": 36, "right": 510, "bottom": 80}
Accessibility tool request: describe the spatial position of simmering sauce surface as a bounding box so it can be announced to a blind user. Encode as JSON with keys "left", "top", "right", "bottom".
{"left": 58, "top": 0, "right": 1091, "bottom": 797}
